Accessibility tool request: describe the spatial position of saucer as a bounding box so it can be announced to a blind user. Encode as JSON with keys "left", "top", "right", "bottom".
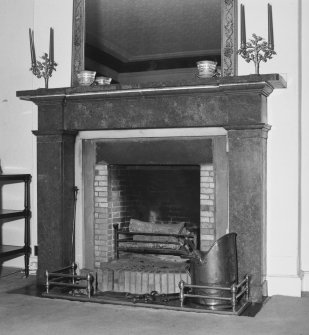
{"left": 197, "top": 73, "right": 214, "bottom": 78}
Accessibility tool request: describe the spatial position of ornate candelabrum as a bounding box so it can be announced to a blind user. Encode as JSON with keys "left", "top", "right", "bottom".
{"left": 238, "top": 3, "right": 276, "bottom": 75}
{"left": 29, "top": 28, "right": 57, "bottom": 88}
{"left": 30, "top": 53, "right": 58, "bottom": 89}
{"left": 238, "top": 34, "right": 276, "bottom": 75}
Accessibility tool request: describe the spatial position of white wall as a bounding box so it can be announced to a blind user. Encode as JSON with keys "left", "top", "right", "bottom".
{"left": 238, "top": 0, "right": 307, "bottom": 296}
{"left": 0, "top": 0, "right": 35, "bottom": 269}
{"left": 300, "top": 0, "right": 309, "bottom": 292}
{"left": 0, "top": 0, "right": 73, "bottom": 269}
{"left": 33, "top": 0, "right": 73, "bottom": 89}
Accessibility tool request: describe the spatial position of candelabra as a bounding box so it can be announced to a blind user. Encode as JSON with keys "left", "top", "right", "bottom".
{"left": 238, "top": 34, "right": 276, "bottom": 75}
{"left": 238, "top": 3, "right": 276, "bottom": 75}
{"left": 30, "top": 53, "right": 58, "bottom": 89}
{"left": 29, "top": 27, "right": 57, "bottom": 88}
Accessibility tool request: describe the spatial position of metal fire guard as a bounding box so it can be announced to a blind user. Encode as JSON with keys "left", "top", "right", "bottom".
{"left": 179, "top": 275, "right": 249, "bottom": 313}
{"left": 44, "top": 263, "right": 96, "bottom": 299}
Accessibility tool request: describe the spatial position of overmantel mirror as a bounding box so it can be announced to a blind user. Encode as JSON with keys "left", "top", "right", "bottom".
{"left": 71, "top": 0, "right": 238, "bottom": 86}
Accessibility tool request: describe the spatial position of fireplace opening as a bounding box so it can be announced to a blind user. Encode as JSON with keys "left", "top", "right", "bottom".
{"left": 92, "top": 161, "right": 216, "bottom": 293}
{"left": 79, "top": 134, "right": 228, "bottom": 295}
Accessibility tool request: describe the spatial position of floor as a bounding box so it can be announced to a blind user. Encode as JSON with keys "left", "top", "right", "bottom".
{"left": 1, "top": 268, "right": 309, "bottom": 335}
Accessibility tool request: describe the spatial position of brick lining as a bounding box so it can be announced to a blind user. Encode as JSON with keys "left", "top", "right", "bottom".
{"left": 94, "top": 163, "right": 216, "bottom": 268}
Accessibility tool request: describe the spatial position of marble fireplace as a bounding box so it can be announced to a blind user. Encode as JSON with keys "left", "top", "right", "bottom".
{"left": 17, "top": 74, "right": 286, "bottom": 302}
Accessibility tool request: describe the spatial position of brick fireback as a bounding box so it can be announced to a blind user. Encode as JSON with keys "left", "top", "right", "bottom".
{"left": 93, "top": 163, "right": 216, "bottom": 268}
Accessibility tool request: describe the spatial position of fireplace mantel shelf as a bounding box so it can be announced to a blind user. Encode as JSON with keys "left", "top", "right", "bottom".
{"left": 17, "top": 74, "right": 286, "bottom": 101}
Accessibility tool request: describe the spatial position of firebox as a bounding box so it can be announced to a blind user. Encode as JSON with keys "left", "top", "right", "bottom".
{"left": 78, "top": 132, "right": 228, "bottom": 296}
{"left": 79, "top": 133, "right": 228, "bottom": 270}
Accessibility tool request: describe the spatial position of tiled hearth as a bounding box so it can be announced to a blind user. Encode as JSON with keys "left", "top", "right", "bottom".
{"left": 17, "top": 74, "right": 286, "bottom": 302}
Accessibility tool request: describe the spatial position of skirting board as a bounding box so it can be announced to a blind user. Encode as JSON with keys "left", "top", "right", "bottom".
{"left": 301, "top": 271, "right": 309, "bottom": 292}
{"left": 266, "top": 275, "right": 302, "bottom": 297}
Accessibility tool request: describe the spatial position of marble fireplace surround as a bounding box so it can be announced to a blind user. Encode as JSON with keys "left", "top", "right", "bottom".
{"left": 17, "top": 74, "right": 286, "bottom": 302}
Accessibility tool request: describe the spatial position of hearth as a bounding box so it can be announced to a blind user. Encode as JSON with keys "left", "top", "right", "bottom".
{"left": 17, "top": 74, "right": 286, "bottom": 303}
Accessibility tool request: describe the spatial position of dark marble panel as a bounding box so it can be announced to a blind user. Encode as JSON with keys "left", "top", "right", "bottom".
{"left": 37, "top": 99, "right": 66, "bottom": 131}
{"left": 23, "top": 90, "right": 269, "bottom": 133}
{"left": 65, "top": 92, "right": 266, "bottom": 131}
{"left": 65, "top": 93, "right": 228, "bottom": 130}
{"left": 35, "top": 132, "right": 76, "bottom": 282}
{"left": 228, "top": 127, "right": 269, "bottom": 302}
{"left": 224, "top": 94, "right": 267, "bottom": 126}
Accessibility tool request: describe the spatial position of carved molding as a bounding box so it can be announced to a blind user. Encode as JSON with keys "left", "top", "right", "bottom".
{"left": 222, "top": 0, "right": 238, "bottom": 76}
{"left": 71, "top": 0, "right": 238, "bottom": 85}
{"left": 71, "top": 0, "right": 85, "bottom": 86}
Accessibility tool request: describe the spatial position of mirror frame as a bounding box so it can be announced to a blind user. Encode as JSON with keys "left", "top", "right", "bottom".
{"left": 71, "top": 0, "right": 238, "bottom": 86}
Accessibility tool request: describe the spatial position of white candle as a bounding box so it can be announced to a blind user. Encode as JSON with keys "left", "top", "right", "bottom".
{"left": 241, "top": 4, "right": 246, "bottom": 49}
{"left": 49, "top": 27, "right": 54, "bottom": 63}
{"left": 32, "top": 30, "right": 37, "bottom": 65}
{"left": 268, "top": 4, "right": 274, "bottom": 50}
{"left": 29, "top": 28, "right": 34, "bottom": 66}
